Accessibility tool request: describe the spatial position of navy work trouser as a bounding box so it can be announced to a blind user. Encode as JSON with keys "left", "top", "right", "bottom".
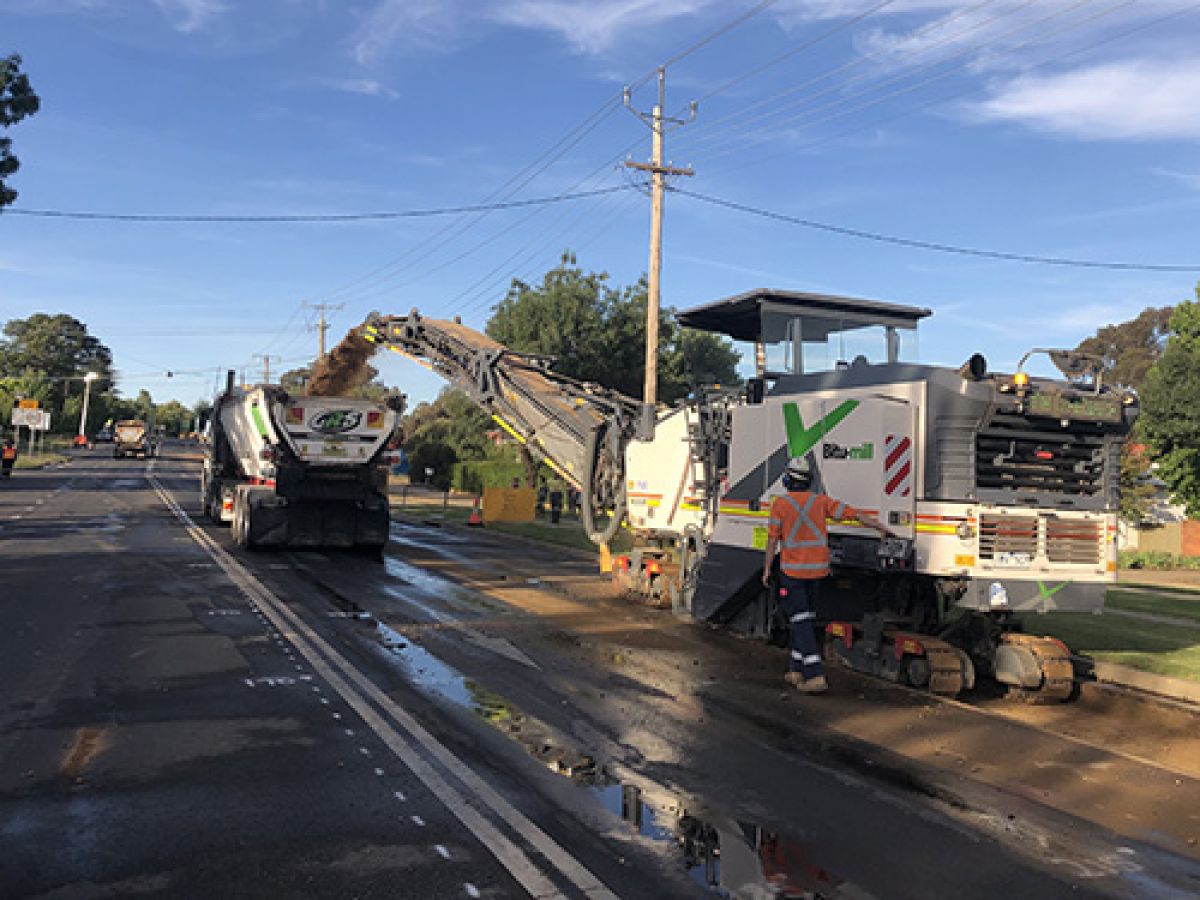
{"left": 777, "top": 574, "right": 823, "bottom": 679}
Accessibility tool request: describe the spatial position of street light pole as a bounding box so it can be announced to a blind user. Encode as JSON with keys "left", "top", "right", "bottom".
{"left": 78, "top": 372, "right": 98, "bottom": 444}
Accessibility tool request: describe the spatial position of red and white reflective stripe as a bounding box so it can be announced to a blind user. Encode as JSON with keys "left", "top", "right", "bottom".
{"left": 884, "top": 434, "right": 912, "bottom": 497}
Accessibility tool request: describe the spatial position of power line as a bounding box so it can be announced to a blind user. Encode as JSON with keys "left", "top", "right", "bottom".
{"left": 684, "top": 0, "right": 1069, "bottom": 159}
{"left": 2, "top": 185, "right": 637, "bottom": 223}
{"left": 672, "top": 187, "right": 1200, "bottom": 272}
{"left": 662, "top": 0, "right": 782, "bottom": 68}
{"left": 704, "top": 0, "right": 1196, "bottom": 178}
{"left": 692, "top": 0, "right": 904, "bottom": 106}
{"left": 301, "top": 2, "right": 786, "bottom": 313}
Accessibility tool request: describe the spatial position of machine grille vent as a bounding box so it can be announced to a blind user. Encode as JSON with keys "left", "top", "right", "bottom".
{"left": 975, "top": 410, "right": 1107, "bottom": 497}
{"left": 1045, "top": 517, "right": 1102, "bottom": 564}
{"left": 978, "top": 514, "right": 1038, "bottom": 560}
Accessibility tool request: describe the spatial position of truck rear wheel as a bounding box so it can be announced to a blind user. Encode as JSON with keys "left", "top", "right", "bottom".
{"left": 232, "top": 493, "right": 256, "bottom": 549}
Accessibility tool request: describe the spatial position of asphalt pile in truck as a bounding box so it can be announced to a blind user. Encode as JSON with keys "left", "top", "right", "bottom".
{"left": 307, "top": 327, "right": 376, "bottom": 396}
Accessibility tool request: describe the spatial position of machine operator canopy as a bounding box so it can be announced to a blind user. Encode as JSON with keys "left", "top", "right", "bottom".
{"left": 677, "top": 288, "right": 931, "bottom": 378}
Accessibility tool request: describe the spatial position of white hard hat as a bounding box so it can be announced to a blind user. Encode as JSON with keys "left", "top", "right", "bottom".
{"left": 785, "top": 457, "right": 812, "bottom": 478}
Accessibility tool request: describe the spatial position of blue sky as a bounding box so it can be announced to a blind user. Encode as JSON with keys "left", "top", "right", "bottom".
{"left": 3, "top": 0, "right": 1199, "bottom": 408}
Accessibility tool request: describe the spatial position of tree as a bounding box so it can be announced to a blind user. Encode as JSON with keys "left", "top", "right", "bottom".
{"left": 1139, "top": 286, "right": 1200, "bottom": 515}
{"left": 1075, "top": 306, "right": 1173, "bottom": 390}
{"left": 0, "top": 314, "right": 113, "bottom": 381}
{"left": 486, "top": 253, "right": 741, "bottom": 403}
{"left": 1, "top": 54, "right": 40, "bottom": 208}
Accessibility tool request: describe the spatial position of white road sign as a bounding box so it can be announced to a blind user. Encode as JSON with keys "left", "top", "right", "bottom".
{"left": 11, "top": 407, "right": 44, "bottom": 428}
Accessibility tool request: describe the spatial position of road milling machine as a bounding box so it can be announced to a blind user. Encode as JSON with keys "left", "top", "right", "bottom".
{"left": 363, "top": 289, "right": 1136, "bottom": 701}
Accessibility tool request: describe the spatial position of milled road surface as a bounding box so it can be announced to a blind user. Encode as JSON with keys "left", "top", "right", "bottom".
{"left": 1, "top": 444, "right": 1197, "bottom": 898}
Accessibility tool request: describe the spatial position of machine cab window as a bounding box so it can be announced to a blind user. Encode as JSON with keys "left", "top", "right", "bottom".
{"left": 677, "top": 288, "right": 928, "bottom": 382}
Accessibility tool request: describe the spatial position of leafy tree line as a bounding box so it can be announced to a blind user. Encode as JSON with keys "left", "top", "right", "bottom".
{"left": 1, "top": 53, "right": 39, "bottom": 208}
{"left": 1072, "top": 284, "right": 1200, "bottom": 520}
{"left": 0, "top": 313, "right": 206, "bottom": 439}
{"left": 401, "top": 254, "right": 743, "bottom": 489}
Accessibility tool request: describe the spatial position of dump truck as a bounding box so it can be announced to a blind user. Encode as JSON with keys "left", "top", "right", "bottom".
{"left": 113, "top": 419, "right": 155, "bottom": 459}
{"left": 362, "top": 290, "right": 1136, "bottom": 701}
{"left": 200, "top": 374, "right": 404, "bottom": 553}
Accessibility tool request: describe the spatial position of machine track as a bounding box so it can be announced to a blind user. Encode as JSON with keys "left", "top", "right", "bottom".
{"left": 1000, "top": 633, "right": 1077, "bottom": 704}
{"left": 922, "top": 639, "right": 971, "bottom": 697}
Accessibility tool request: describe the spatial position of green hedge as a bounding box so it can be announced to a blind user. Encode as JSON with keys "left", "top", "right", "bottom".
{"left": 451, "top": 460, "right": 536, "bottom": 495}
{"left": 1119, "top": 549, "right": 1200, "bottom": 570}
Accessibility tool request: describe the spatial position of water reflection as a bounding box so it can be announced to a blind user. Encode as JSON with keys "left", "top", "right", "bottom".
{"left": 371, "top": 619, "right": 863, "bottom": 899}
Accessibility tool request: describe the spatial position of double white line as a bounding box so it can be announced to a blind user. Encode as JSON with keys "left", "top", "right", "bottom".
{"left": 149, "top": 475, "right": 617, "bottom": 900}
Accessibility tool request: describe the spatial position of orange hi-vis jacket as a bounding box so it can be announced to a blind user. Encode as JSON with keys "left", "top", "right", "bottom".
{"left": 1, "top": 446, "right": 15, "bottom": 461}
{"left": 768, "top": 491, "right": 857, "bottom": 580}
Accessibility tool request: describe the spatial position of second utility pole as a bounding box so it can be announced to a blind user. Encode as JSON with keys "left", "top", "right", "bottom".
{"left": 625, "top": 67, "right": 695, "bottom": 439}
{"left": 305, "top": 301, "right": 344, "bottom": 359}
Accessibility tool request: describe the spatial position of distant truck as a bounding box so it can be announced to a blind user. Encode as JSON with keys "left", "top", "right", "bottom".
{"left": 200, "top": 376, "right": 403, "bottom": 554}
{"left": 113, "top": 420, "right": 156, "bottom": 459}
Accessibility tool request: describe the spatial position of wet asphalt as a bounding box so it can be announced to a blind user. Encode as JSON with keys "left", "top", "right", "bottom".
{"left": 0, "top": 444, "right": 1179, "bottom": 898}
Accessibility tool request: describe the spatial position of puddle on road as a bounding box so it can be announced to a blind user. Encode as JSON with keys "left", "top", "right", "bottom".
{"left": 375, "top": 621, "right": 475, "bottom": 709}
{"left": 368, "top": 618, "right": 859, "bottom": 899}
{"left": 381, "top": 556, "right": 503, "bottom": 621}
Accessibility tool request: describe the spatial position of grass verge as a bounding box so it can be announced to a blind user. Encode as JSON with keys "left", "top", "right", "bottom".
{"left": 1027, "top": 608, "right": 1200, "bottom": 683}
{"left": 1106, "top": 589, "right": 1200, "bottom": 624}
{"left": 14, "top": 453, "right": 70, "bottom": 469}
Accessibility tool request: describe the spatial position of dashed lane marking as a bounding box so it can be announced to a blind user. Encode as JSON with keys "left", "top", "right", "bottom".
{"left": 436, "top": 844, "right": 451, "bottom": 860}
{"left": 394, "top": 790, "right": 407, "bottom": 802}
{"left": 150, "top": 476, "right": 616, "bottom": 900}
{"left": 465, "top": 883, "right": 481, "bottom": 898}
{"left": 411, "top": 815, "right": 426, "bottom": 827}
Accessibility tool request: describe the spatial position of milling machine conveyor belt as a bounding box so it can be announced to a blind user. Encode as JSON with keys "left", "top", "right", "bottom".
{"left": 363, "top": 312, "right": 641, "bottom": 491}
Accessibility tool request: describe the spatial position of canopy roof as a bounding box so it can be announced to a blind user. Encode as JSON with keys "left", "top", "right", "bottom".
{"left": 676, "top": 288, "right": 932, "bottom": 343}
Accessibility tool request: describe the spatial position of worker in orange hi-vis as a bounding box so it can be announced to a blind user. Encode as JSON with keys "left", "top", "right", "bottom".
{"left": 1, "top": 438, "right": 17, "bottom": 479}
{"left": 762, "top": 457, "right": 890, "bottom": 693}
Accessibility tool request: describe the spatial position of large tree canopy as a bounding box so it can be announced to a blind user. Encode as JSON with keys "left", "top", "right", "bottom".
{"left": 1074, "top": 305, "right": 1173, "bottom": 390}
{"left": 0, "top": 313, "right": 113, "bottom": 381}
{"left": 1, "top": 53, "right": 40, "bottom": 208}
{"left": 486, "top": 254, "right": 741, "bottom": 404}
{"left": 1139, "top": 286, "right": 1200, "bottom": 516}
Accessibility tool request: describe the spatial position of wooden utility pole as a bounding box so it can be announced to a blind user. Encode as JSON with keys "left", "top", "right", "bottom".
{"left": 625, "top": 67, "right": 695, "bottom": 438}
{"left": 305, "top": 301, "right": 344, "bottom": 359}
{"left": 252, "top": 353, "right": 280, "bottom": 384}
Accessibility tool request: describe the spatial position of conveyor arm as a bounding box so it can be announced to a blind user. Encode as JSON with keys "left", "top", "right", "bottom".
{"left": 363, "top": 311, "right": 640, "bottom": 543}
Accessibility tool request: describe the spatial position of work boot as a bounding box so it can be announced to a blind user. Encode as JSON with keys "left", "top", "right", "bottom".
{"left": 795, "top": 675, "right": 828, "bottom": 694}
{"left": 784, "top": 671, "right": 806, "bottom": 687}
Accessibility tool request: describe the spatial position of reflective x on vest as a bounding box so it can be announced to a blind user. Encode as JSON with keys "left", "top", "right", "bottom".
{"left": 769, "top": 492, "right": 847, "bottom": 579}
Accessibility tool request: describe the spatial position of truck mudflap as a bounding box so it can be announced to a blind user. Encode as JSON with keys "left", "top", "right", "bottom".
{"left": 240, "top": 492, "right": 388, "bottom": 551}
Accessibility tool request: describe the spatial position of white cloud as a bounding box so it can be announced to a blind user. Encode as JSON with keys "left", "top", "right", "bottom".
{"left": 349, "top": 0, "right": 467, "bottom": 64}
{"left": 151, "top": 0, "right": 229, "bottom": 33}
{"left": 1151, "top": 166, "right": 1200, "bottom": 192}
{"left": 317, "top": 77, "right": 399, "bottom": 99}
{"left": 490, "top": 0, "right": 716, "bottom": 54}
{"left": 349, "top": 0, "right": 721, "bottom": 62}
{"left": 968, "top": 59, "right": 1200, "bottom": 141}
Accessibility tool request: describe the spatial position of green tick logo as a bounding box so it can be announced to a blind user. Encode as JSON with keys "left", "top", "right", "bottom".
{"left": 782, "top": 400, "right": 859, "bottom": 457}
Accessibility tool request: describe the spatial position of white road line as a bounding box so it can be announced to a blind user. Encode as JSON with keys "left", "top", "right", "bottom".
{"left": 148, "top": 477, "right": 611, "bottom": 899}
{"left": 465, "top": 884, "right": 481, "bottom": 898}
{"left": 411, "top": 815, "right": 426, "bottom": 827}
{"left": 374, "top": 768, "right": 385, "bottom": 777}
{"left": 394, "top": 790, "right": 407, "bottom": 802}
{"left": 436, "top": 844, "right": 451, "bottom": 859}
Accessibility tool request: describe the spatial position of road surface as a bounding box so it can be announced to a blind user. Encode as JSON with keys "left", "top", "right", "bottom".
{"left": 1, "top": 444, "right": 1197, "bottom": 898}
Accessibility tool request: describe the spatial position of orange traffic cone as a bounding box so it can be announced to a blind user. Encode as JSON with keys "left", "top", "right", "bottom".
{"left": 467, "top": 497, "right": 484, "bottom": 527}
